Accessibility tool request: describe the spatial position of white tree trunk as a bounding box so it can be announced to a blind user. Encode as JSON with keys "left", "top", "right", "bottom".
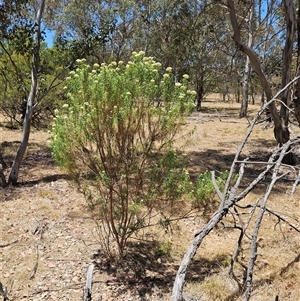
{"left": 240, "top": 5, "right": 254, "bottom": 118}
{"left": 8, "top": 0, "right": 45, "bottom": 185}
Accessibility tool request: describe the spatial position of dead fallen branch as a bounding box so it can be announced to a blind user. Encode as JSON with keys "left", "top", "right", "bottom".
{"left": 83, "top": 264, "right": 94, "bottom": 301}
{"left": 172, "top": 75, "right": 300, "bottom": 301}
{"left": 291, "top": 169, "right": 300, "bottom": 195}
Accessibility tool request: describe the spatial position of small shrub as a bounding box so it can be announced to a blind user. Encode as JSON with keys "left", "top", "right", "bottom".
{"left": 192, "top": 170, "right": 232, "bottom": 208}
{"left": 51, "top": 52, "right": 195, "bottom": 260}
{"left": 156, "top": 239, "right": 172, "bottom": 257}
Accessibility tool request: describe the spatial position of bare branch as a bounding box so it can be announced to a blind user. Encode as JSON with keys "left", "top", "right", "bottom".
{"left": 29, "top": 244, "right": 39, "bottom": 280}
{"left": 228, "top": 200, "right": 259, "bottom": 276}
{"left": 172, "top": 133, "right": 299, "bottom": 300}
{"left": 35, "top": 62, "right": 73, "bottom": 106}
{"left": 243, "top": 135, "right": 292, "bottom": 301}
{"left": 211, "top": 170, "right": 224, "bottom": 202}
{"left": 291, "top": 169, "right": 300, "bottom": 195}
{"left": 0, "top": 240, "right": 18, "bottom": 248}
{"left": 227, "top": 161, "right": 246, "bottom": 201}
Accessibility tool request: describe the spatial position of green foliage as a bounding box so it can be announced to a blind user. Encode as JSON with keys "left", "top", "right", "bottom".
{"left": 192, "top": 170, "right": 232, "bottom": 208}
{"left": 156, "top": 239, "right": 172, "bottom": 257}
{"left": 51, "top": 51, "right": 195, "bottom": 259}
{"left": 0, "top": 43, "right": 68, "bottom": 128}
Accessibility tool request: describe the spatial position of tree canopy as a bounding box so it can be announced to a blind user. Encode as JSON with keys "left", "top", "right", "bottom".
{"left": 1, "top": 0, "right": 298, "bottom": 119}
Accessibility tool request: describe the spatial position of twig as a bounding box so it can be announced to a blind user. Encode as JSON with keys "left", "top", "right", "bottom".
{"left": 243, "top": 138, "right": 290, "bottom": 301}
{"left": 275, "top": 217, "right": 286, "bottom": 239}
{"left": 270, "top": 210, "right": 300, "bottom": 234}
{"left": 0, "top": 239, "right": 18, "bottom": 248}
{"left": 215, "top": 109, "right": 222, "bottom": 121}
{"left": 182, "top": 292, "right": 198, "bottom": 301}
{"left": 32, "top": 280, "right": 109, "bottom": 295}
{"left": 227, "top": 161, "right": 246, "bottom": 202}
{"left": 211, "top": 170, "right": 224, "bottom": 201}
{"left": 235, "top": 205, "right": 300, "bottom": 234}
{"left": 228, "top": 201, "right": 258, "bottom": 276}
{"left": 291, "top": 169, "right": 300, "bottom": 195}
{"left": 29, "top": 244, "right": 39, "bottom": 280}
{"left": 280, "top": 254, "right": 300, "bottom": 276}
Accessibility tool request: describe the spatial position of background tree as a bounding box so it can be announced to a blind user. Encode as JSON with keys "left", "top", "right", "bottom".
{"left": 51, "top": 0, "right": 236, "bottom": 110}
{"left": 1, "top": 0, "right": 106, "bottom": 184}
{"left": 294, "top": 0, "right": 300, "bottom": 123}
{"left": 0, "top": 41, "right": 69, "bottom": 128}
{"left": 7, "top": 0, "right": 46, "bottom": 185}
{"left": 227, "top": 0, "right": 300, "bottom": 151}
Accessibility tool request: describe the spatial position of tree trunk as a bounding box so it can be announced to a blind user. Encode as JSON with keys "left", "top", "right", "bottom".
{"left": 236, "top": 74, "right": 241, "bottom": 103}
{"left": 279, "top": 0, "right": 295, "bottom": 140}
{"left": 240, "top": 5, "right": 254, "bottom": 118}
{"left": 227, "top": 0, "right": 291, "bottom": 147}
{"left": 196, "top": 64, "right": 204, "bottom": 111}
{"left": 8, "top": 0, "right": 45, "bottom": 185}
{"left": 293, "top": 0, "right": 300, "bottom": 125}
{"left": 260, "top": 90, "right": 265, "bottom": 109}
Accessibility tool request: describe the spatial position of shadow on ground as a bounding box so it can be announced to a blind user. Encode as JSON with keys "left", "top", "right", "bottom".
{"left": 1, "top": 140, "right": 55, "bottom": 169}
{"left": 91, "top": 244, "right": 233, "bottom": 300}
{"left": 1, "top": 141, "right": 70, "bottom": 201}
{"left": 92, "top": 241, "right": 178, "bottom": 299}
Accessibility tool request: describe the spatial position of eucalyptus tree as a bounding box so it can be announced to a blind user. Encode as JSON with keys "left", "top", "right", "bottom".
{"left": 255, "top": 0, "right": 284, "bottom": 108}
{"left": 140, "top": 0, "right": 222, "bottom": 110}
{"left": 7, "top": 0, "right": 46, "bottom": 185}
{"left": 0, "top": 42, "right": 69, "bottom": 128}
{"left": 52, "top": 0, "right": 234, "bottom": 110}
{"left": 227, "top": 0, "right": 299, "bottom": 151}
{"left": 0, "top": 0, "right": 29, "bottom": 36}
{"left": 227, "top": 0, "right": 285, "bottom": 117}
{"left": 294, "top": 0, "right": 300, "bottom": 124}
{"left": 0, "top": 0, "right": 72, "bottom": 184}
{"left": 49, "top": 0, "right": 115, "bottom": 63}
{"left": 240, "top": 3, "right": 254, "bottom": 117}
{"left": 0, "top": 0, "right": 33, "bottom": 124}
{"left": 131, "top": 0, "right": 234, "bottom": 110}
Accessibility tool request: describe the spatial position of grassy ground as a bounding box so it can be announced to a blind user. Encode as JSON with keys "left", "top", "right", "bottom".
{"left": 1, "top": 98, "right": 299, "bottom": 301}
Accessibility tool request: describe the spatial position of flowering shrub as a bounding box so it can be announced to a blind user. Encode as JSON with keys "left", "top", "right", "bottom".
{"left": 51, "top": 52, "right": 195, "bottom": 259}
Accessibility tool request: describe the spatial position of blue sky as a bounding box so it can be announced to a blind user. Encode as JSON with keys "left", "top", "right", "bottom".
{"left": 45, "top": 29, "right": 54, "bottom": 47}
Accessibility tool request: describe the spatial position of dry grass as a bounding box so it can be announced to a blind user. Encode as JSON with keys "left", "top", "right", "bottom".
{"left": 1, "top": 99, "right": 299, "bottom": 301}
